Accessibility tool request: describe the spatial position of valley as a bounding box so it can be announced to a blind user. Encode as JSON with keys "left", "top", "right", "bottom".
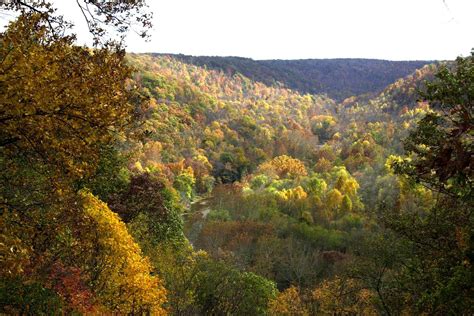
{"left": 1, "top": 6, "right": 472, "bottom": 314}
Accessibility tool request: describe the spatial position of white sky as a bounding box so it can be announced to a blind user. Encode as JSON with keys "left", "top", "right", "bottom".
{"left": 3, "top": 0, "right": 474, "bottom": 60}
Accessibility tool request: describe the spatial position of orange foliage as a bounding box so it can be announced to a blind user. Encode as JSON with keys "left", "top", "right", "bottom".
{"left": 269, "top": 286, "right": 309, "bottom": 315}
{"left": 258, "top": 155, "right": 307, "bottom": 179}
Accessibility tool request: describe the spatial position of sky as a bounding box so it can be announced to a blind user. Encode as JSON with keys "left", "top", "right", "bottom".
{"left": 3, "top": 0, "right": 474, "bottom": 60}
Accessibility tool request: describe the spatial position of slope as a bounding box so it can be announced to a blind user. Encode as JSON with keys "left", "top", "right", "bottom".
{"left": 156, "top": 53, "right": 432, "bottom": 101}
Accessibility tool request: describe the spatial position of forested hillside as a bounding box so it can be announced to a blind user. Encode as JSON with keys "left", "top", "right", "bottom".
{"left": 165, "top": 54, "right": 432, "bottom": 101}
{"left": 1, "top": 2, "right": 472, "bottom": 315}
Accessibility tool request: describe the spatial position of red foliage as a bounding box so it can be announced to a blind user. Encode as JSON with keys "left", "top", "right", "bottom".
{"left": 49, "top": 262, "right": 96, "bottom": 313}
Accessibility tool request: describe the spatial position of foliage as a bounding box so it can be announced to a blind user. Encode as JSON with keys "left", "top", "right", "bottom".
{"left": 77, "top": 192, "right": 167, "bottom": 314}
{"left": 169, "top": 54, "right": 430, "bottom": 101}
{"left": 194, "top": 260, "right": 277, "bottom": 315}
{"left": 392, "top": 53, "right": 473, "bottom": 200}
{"left": 385, "top": 53, "right": 474, "bottom": 314}
{"left": 0, "top": 278, "right": 64, "bottom": 315}
{"left": 1, "top": 0, "right": 153, "bottom": 46}
{"left": 269, "top": 286, "right": 309, "bottom": 315}
{"left": 0, "top": 14, "right": 134, "bottom": 184}
{"left": 77, "top": 145, "right": 131, "bottom": 201}
{"left": 258, "top": 155, "right": 308, "bottom": 179}
{"left": 109, "top": 172, "right": 184, "bottom": 245}
{"left": 313, "top": 277, "right": 377, "bottom": 315}
{"left": 1, "top": 6, "right": 471, "bottom": 314}
{"left": 173, "top": 168, "right": 196, "bottom": 201}
{"left": 145, "top": 242, "right": 207, "bottom": 315}
{"left": 310, "top": 115, "right": 337, "bottom": 142}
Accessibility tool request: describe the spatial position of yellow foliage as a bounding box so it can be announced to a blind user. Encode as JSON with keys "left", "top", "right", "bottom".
{"left": 314, "top": 157, "right": 332, "bottom": 173}
{"left": 313, "top": 277, "right": 377, "bottom": 315}
{"left": 1, "top": 14, "right": 134, "bottom": 181}
{"left": 333, "top": 167, "right": 360, "bottom": 198}
{"left": 259, "top": 155, "right": 307, "bottom": 179}
{"left": 310, "top": 115, "right": 337, "bottom": 126}
{"left": 79, "top": 192, "right": 167, "bottom": 314}
{"left": 326, "top": 188, "right": 343, "bottom": 210}
{"left": 194, "top": 154, "right": 213, "bottom": 170}
{"left": 142, "top": 141, "right": 163, "bottom": 162}
{"left": 276, "top": 186, "right": 308, "bottom": 202}
{"left": 337, "top": 177, "right": 360, "bottom": 198}
{"left": 385, "top": 155, "right": 409, "bottom": 173}
{"left": 133, "top": 161, "right": 145, "bottom": 172}
{"left": 0, "top": 211, "right": 31, "bottom": 278}
{"left": 182, "top": 166, "right": 195, "bottom": 178}
{"left": 269, "top": 286, "right": 308, "bottom": 315}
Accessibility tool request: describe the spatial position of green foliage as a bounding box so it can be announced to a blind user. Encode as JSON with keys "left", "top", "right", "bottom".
{"left": 311, "top": 115, "right": 337, "bottom": 142}
{"left": 289, "top": 222, "right": 346, "bottom": 250}
{"left": 77, "top": 145, "right": 131, "bottom": 201}
{"left": 207, "top": 209, "right": 231, "bottom": 221}
{"left": 384, "top": 53, "right": 474, "bottom": 314}
{"left": 341, "top": 195, "right": 353, "bottom": 213}
{"left": 194, "top": 260, "right": 277, "bottom": 315}
{"left": 392, "top": 54, "right": 473, "bottom": 201}
{"left": 110, "top": 172, "right": 184, "bottom": 244}
{"left": 251, "top": 174, "right": 271, "bottom": 190}
{"left": 174, "top": 171, "right": 196, "bottom": 201}
{"left": 0, "top": 278, "right": 63, "bottom": 315}
{"left": 302, "top": 175, "right": 327, "bottom": 196}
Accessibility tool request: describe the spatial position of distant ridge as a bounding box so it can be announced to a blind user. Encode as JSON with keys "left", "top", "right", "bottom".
{"left": 151, "top": 53, "right": 433, "bottom": 101}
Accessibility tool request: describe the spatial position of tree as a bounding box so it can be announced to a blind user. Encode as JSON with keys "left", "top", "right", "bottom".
{"left": 0, "top": 191, "right": 169, "bottom": 314}
{"left": 392, "top": 53, "right": 473, "bottom": 200}
{"left": 109, "top": 172, "right": 184, "bottom": 245}
{"left": 215, "top": 149, "right": 250, "bottom": 183}
{"left": 173, "top": 168, "right": 196, "bottom": 202}
{"left": 310, "top": 115, "right": 337, "bottom": 142}
{"left": 258, "top": 155, "right": 307, "bottom": 179}
{"left": 303, "top": 175, "right": 327, "bottom": 197}
{"left": 1, "top": 0, "right": 153, "bottom": 46}
{"left": 269, "top": 286, "right": 309, "bottom": 315}
{"left": 0, "top": 14, "right": 136, "bottom": 210}
{"left": 333, "top": 167, "right": 360, "bottom": 199}
{"left": 314, "top": 157, "right": 332, "bottom": 173}
{"left": 194, "top": 260, "right": 277, "bottom": 315}
{"left": 312, "top": 276, "right": 377, "bottom": 315}
{"left": 341, "top": 195, "right": 353, "bottom": 213}
{"left": 386, "top": 53, "right": 474, "bottom": 314}
{"left": 326, "top": 188, "right": 343, "bottom": 211}
{"left": 76, "top": 192, "right": 167, "bottom": 314}
{"left": 149, "top": 243, "right": 207, "bottom": 315}
{"left": 0, "top": 12, "right": 161, "bottom": 313}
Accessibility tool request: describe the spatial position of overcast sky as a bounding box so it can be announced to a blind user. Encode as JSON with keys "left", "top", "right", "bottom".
{"left": 4, "top": 0, "right": 474, "bottom": 60}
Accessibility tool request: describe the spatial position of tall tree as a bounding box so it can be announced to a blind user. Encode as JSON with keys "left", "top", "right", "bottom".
{"left": 1, "top": 0, "right": 152, "bottom": 46}
{"left": 387, "top": 52, "right": 473, "bottom": 314}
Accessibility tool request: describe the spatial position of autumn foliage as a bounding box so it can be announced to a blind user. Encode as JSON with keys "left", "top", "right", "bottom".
{"left": 0, "top": 3, "right": 472, "bottom": 314}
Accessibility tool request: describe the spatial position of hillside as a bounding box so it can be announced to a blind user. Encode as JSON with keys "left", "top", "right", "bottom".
{"left": 122, "top": 53, "right": 446, "bottom": 312}
{"left": 160, "top": 53, "right": 432, "bottom": 101}
{"left": 2, "top": 9, "right": 472, "bottom": 314}
{"left": 127, "top": 53, "right": 336, "bottom": 182}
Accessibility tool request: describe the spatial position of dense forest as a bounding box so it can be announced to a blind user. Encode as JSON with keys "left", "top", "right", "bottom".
{"left": 1, "top": 1, "right": 473, "bottom": 315}
{"left": 165, "top": 54, "right": 431, "bottom": 101}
